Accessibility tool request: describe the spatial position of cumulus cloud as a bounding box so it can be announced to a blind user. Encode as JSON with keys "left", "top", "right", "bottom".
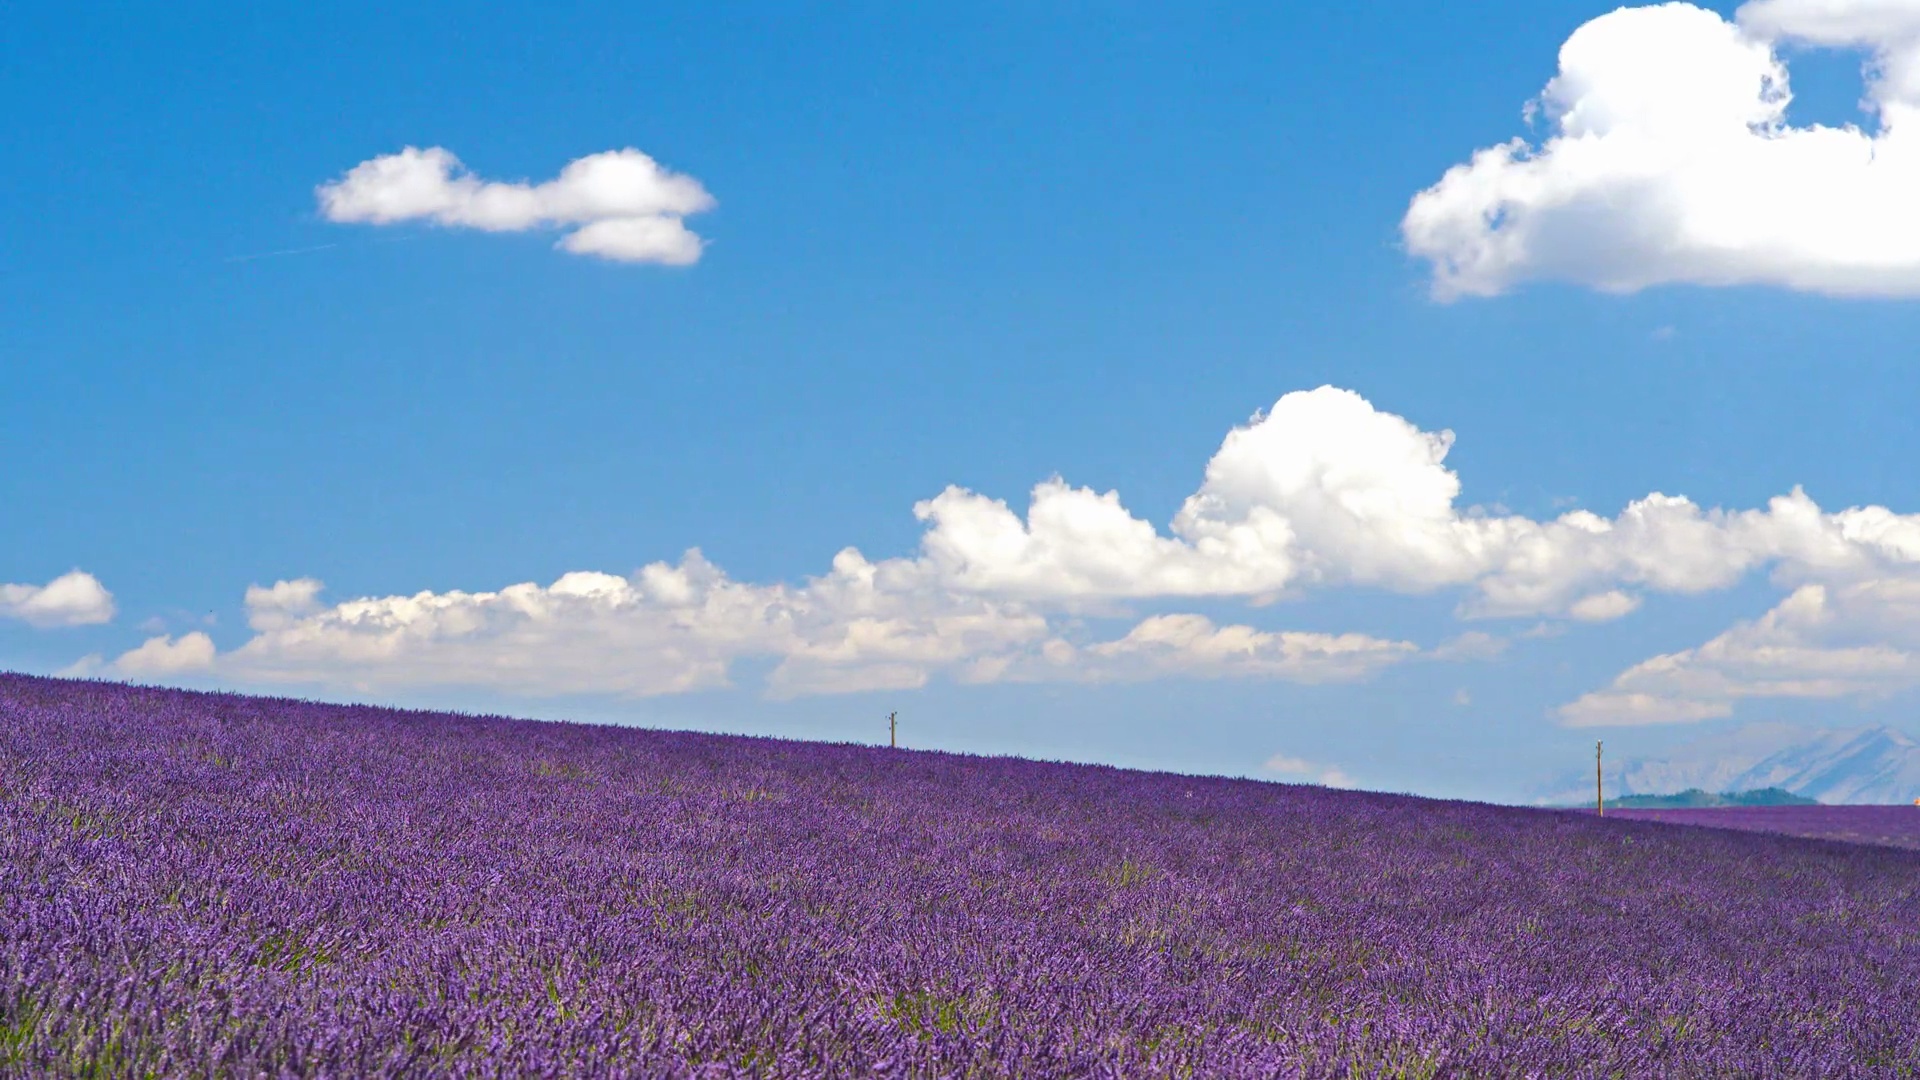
{"left": 1262, "top": 753, "right": 1358, "bottom": 789}
{"left": 995, "top": 615, "right": 1418, "bottom": 686}
{"left": 751, "top": 550, "right": 1058, "bottom": 699}
{"left": 225, "top": 554, "right": 800, "bottom": 697}
{"left": 139, "top": 384, "right": 1920, "bottom": 704}
{"left": 219, "top": 552, "right": 1054, "bottom": 700}
{"left": 911, "top": 387, "right": 1920, "bottom": 622}
{"left": 243, "top": 578, "right": 325, "bottom": 631}
{"left": 1086, "top": 615, "right": 1413, "bottom": 683}
{"left": 1569, "top": 590, "right": 1643, "bottom": 622}
{"left": 912, "top": 387, "right": 1495, "bottom": 603}
{"left": 1560, "top": 577, "right": 1920, "bottom": 726}
{"left": 1405, "top": 0, "right": 1920, "bottom": 297}
{"left": 912, "top": 387, "right": 1505, "bottom": 601}
{"left": 317, "top": 147, "right": 715, "bottom": 264}
{"left": 0, "top": 570, "right": 115, "bottom": 627}
{"left": 112, "top": 632, "right": 218, "bottom": 677}
{"left": 209, "top": 549, "right": 1415, "bottom": 700}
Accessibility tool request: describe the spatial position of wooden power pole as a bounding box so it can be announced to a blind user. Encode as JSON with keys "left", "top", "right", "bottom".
{"left": 1596, "top": 740, "right": 1604, "bottom": 817}
{"left": 889, "top": 711, "right": 897, "bottom": 749}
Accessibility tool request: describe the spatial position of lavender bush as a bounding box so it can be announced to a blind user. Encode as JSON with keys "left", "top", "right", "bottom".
{"left": 3, "top": 672, "right": 1917, "bottom": 1077}
{"left": 1607, "top": 804, "right": 1920, "bottom": 851}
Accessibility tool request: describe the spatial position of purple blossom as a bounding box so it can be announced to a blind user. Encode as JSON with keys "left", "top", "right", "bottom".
{"left": 1605, "top": 804, "right": 1920, "bottom": 851}
{"left": 3, "top": 672, "right": 1917, "bottom": 1077}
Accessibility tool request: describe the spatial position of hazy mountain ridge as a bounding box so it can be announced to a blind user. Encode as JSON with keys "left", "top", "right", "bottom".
{"left": 1608, "top": 788, "right": 1817, "bottom": 809}
{"left": 1539, "top": 723, "right": 1920, "bottom": 806}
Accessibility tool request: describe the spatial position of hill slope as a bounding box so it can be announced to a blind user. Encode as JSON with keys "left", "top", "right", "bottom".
{"left": 1606, "top": 803, "right": 1920, "bottom": 851}
{"left": 3, "top": 673, "right": 1919, "bottom": 1077}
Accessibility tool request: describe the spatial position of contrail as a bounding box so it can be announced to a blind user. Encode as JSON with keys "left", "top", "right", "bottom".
{"left": 222, "top": 234, "right": 420, "bottom": 264}
{"left": 222, "top": 243, "right": 341, "bottom": 264}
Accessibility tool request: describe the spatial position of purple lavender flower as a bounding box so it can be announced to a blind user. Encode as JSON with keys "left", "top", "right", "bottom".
{"left": 3, "top": 672, "right": 1917, "bottom": 1077}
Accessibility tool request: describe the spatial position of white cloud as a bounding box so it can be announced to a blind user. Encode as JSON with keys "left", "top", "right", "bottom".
{"left": 317, "top": 146, "right": 714, "bottom": 264}
{"left": 225, "top": 554, "right": 800, "bottom": 697}
{"left": 112, "top": 632, "right": 218, "bottom": 677}
{"left": 1430, "top": 630, "right": 1509, "bottom": 661}
{"left": 133, "top": 384, "right": 1920, "bottom": 704}
{"left": 1405, "top": 0, "right": 1920, "bottom": 297}
{"left": 1318, "top": 766, "right": 1356, "bottom": 789}
{"left": 761, "top": 550, "right": 1054, "bottom": 699}
{"left": 1001, "top": 614, "right": 1418, "bottom": 686}
{"left": 209, "top": 552, "right": 1414, "bottom": 699}
{"left": 909, "top": 480, "right": 1268, "bottom": 601}
{"left": 55, "top": 655, "right": 104, "bottom": 679}
{"left": 1560, "top": 691, "right": 1736, "bottom": 727}
{"left": 1569, "top": 590, "right": 1642, "bottom": 622}
{"left": 218, "top": 552, "right": 1052, "bottom": 700}
{"left": 912, "top": 387, "right": 1505, "bottom": 603}
{"left": 0, "top": 570, "right": 115, "bottom": 627}
{"left": 1559, "top": 577, "right": 1920, "bottom": 725}
{"left": 911, "top": 387, "right": 1920, "bottom": 622}
{"left": 243, "top": 578, "right": 325, "bottom": 631}
{"left": 1262, "top": 753, "right": 1359, "bottom": 789}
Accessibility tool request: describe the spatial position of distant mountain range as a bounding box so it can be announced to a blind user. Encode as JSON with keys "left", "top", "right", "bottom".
{"left": 1607, "top": 788, "right": 1817, "bottom": 809}
{"left": 1537, "top": 723, "right": 1920, "bottom": 806}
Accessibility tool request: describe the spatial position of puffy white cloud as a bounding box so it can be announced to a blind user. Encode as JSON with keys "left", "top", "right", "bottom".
{"left": 1740, "top": 0, "right": 1920, "bottom": 107}
{"left": 191, "top": 559, "right": 1428, "bottom": 700}
{"left": 1262, "top": 753, "right": 1358, "bottom": 789}
{"left": 243, "top": 578, "right": 325, "bottom": 631}
{"left": 112, "top": 632, "right": 217, "bottom": 677}
{"left": 1569, "top": 590, "right": 1643, "bottom": 622}
{"left": 210, "top": 548, "right": 1409, "bottom": 699}
{"left": 225, "top": 554, "right": 794, "bottom": 697}
{"left": 910, "top": 387, "right": 1920, "bottom": 622}
{"left": 0, "top": 570, "right": 115, "bottom": 627}
{"left": 1559, "top": 691, "right": 1737, "bottom": 727}
{"left": 1405, "top": 0, "right": 1920, "bottom": 297}
{"left": 1083, "top": 615, "right": 1415, "bottom": 683}
{"left": 910, "top": 480, "right": 1287, "bottom": 601}
{"left": 54, "top": 655, "right": 104, "bottom": 679}
{"left": 911, "top": 387, "right": 1513, "bottom": 601}
{"left": 142, "top": 384, "right": 1920, "bottom": 704}
{"left": 317, "top": 146, "right": 714, "bottom": 264}
{"left": 761, "top": 550, "right": 1054, "bottom": 698}
{"left": 217, "top": 551, "right": 1051, "bottom": 700}
{"left": 998, "top": 614, "right": 1418, "bottom": 686}
{"left": 1173, "top": 390, "right": 1487, "bottom": 591}
{"left": 1559, "top": 578, "right": 1920, "bottom": 726}
{"left": 913, "top": 386, "right": 1498, "bottom": 603}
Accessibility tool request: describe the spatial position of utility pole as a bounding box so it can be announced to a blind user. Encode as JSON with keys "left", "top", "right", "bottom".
{"left": 1596, "top": 740, "right": 1604, "bottom": 817}
{"left": 889, "top": 711, "right": 897, "bottom": 749}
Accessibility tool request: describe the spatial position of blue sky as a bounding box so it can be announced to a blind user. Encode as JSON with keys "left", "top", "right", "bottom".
{"left": 8, "top": 0, "right": 1920, "bottom": 801}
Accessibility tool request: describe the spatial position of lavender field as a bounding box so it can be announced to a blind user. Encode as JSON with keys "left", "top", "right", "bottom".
{"left": 1607, "top": 805, "right": 1920, "bottom": 852}
{"left": 3, "top": 673, "right": 1918, "bottom": 1078}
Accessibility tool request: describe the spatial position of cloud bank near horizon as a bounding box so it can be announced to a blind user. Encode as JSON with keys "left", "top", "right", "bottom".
{"left": 1406, "top": 0, "right": 1920, "bottom": 298}
{"left": 1262, "top": 752, "right": 1358, "bottom": 790}
{"left": 317, "top": 147, "right": 716, "bottom": 264}
{"left": 1561, "top": 577, "right": 1920, "bottom": 726}
{"left": 77, "top": 386, "right": 1920, "bottom": 728}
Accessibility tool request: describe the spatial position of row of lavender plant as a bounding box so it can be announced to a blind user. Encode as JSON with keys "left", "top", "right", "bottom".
{"left": 1605, "top": 804, "right": 1920, "bottom": 851}
{"left": 3, "top": 672, "right": 1917, "bottom": 1077}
